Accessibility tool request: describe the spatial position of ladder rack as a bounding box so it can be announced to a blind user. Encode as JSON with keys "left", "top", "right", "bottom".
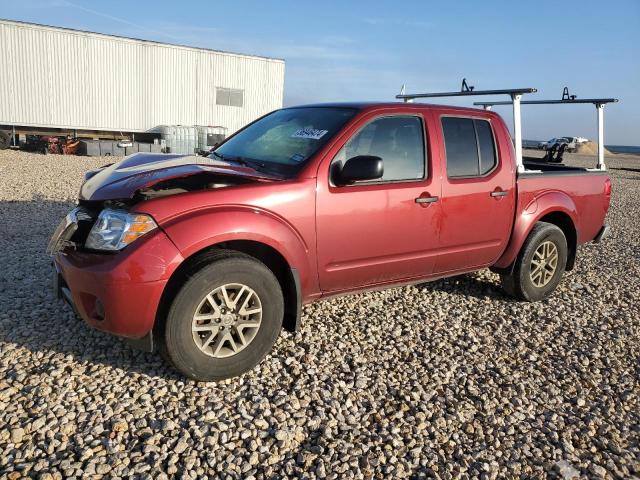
{"left": 396, "top": 79, "right": 537, "bottom": 172}
{"left": 473, "top": 89, "right": 618, "bottom": 171}
{"left": 397, "top": 81, "right": 619, "bottom": 172}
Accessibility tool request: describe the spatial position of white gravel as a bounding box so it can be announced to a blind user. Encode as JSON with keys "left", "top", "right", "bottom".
{"left": 0, "top": 150, "right": 639, "bottom": 479}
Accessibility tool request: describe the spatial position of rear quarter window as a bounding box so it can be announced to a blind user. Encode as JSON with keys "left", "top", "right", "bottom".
{"left": 475, "top": 120, "right": 497, "bottom": 174}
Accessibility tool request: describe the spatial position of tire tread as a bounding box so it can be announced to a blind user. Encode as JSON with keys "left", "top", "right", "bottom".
{"left": 162, "top": 249, "right": 283, "bottom": 381}
{"left": 500, "top": 222, "right": 568, "bottom": 301}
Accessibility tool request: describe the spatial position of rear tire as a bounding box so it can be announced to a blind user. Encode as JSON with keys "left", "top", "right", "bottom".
{"left": 500, "top": 222, "right": 567, "bottom": 301}
{"left": 162, "top": 251, "right": 284, "bottom": 381}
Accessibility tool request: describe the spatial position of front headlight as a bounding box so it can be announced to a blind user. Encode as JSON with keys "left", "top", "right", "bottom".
{"left": 85, "top": 209, "right": 157, "bottom": 251}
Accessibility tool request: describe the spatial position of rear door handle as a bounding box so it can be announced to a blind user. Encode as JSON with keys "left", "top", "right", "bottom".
{"left": 490, "top": 190, "right": 509, "bottom": 197}
{"left": 415, "top": 195, "right": 439, "bottom": 204}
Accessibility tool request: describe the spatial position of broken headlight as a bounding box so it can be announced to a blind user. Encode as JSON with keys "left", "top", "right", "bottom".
{"left": 85, "top": 209, "right": 157, "bottom": 251}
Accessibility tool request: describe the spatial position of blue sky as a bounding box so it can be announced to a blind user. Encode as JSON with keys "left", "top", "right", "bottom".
{"left": 2, "top": 0, "right": 639, "bottom": 144}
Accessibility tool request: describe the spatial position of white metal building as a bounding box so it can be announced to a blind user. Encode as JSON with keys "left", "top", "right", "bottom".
{"left": 0, "top": 19, "right": 285, "bottom": 136}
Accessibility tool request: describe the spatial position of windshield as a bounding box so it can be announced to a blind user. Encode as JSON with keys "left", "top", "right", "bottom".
{"left": 211, "top": 107, "right": 357, "bottom": 175}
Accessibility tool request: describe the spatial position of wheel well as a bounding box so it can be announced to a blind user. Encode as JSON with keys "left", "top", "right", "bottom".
{"left": 155, "top": 241, "right": 301, "bottom": 340}
{"left": 539, "top": 212, "right": 577, "bottom": 270}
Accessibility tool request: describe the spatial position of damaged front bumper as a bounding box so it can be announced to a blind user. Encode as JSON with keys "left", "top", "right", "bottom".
{"left": 49, "top": 215, "right": 184, "bottom": 352}
{"left": 52, "top": 264, "right": 158, "bottom": 352}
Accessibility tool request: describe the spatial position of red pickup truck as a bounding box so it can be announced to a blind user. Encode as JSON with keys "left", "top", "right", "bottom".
{"left": 49, "top": 102, "right": 611, "bottom": 381}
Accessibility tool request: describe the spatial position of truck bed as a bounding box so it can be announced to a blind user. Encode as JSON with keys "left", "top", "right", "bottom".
{"left": 516, "top": 166, "right": 610, "bottom": 244}
{"left": 522, "top": 157, "right": 598, "bottom": 174}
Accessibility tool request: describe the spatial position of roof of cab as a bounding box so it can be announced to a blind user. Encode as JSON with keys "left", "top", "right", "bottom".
{"left": 286, "top": 101, "right": 493, "bottom": 114}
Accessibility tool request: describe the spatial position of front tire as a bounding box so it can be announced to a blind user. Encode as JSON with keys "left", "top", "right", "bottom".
{"left": 163, "top": 251, "right": 284, "bottom": 381}
{"left": 500, "top": 222, "right": 568, "bottom": 301}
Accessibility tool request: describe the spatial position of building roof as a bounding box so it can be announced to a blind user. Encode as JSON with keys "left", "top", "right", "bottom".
{"left": 0, "top": 18, "right": 285, "bottom": 63}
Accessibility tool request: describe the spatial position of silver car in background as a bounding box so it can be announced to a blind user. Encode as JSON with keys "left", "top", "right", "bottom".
{"left": 539, "top": 136, "right": 588, "bottom": 152}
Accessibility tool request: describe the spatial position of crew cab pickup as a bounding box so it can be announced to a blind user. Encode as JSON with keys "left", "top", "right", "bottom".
{"left": 48, "top": 102, "right": 611, "bottom": 381}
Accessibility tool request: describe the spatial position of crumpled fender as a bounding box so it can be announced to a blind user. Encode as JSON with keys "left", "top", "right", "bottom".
{"left": 160, "top": 205, "right": 317, "bottom": 295}
{"left": 493, "top": 190, "right": 578, "bottom": 269}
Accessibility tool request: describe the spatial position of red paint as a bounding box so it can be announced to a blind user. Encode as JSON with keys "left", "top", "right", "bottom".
{"left": 53, "top": 102, "right": 611, "bottom": 340}
{"left": 145, "top": 181, "right": 319, "bottom": 299}
{"left": 314, "top": 108, "right": 442, "bottom": 291}
{"left": 493, "top": 173, "right": 609, "bottom": 268}
{"left": 55, "top": 230, "right": 184, "bottom": 338}
{"left": 433, "top": 108, "right": 516, "bottom": 273}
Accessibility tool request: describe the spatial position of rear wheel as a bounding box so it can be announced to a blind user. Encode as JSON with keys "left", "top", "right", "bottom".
{"left": 500, "top": 222, "right": 567, "bottom": 301}
{"left": 162, "top": 251, "right": 284, "bottom": 381}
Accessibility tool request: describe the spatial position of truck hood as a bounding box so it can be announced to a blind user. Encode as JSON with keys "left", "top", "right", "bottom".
{"left": 80, "top": 153, "right": 281, "bottom": 201}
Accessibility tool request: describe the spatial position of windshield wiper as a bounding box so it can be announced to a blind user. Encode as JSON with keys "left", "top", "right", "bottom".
{"left": 211, "top": 151, "right": 265, "bottom": 170}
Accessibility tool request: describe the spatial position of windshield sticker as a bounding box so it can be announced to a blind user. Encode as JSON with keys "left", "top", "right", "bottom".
{"left": 290, "top": 153, "right": 305, "bottom": 163}
{"left": 291, "top": 127, "right": 328, "bottom": 140}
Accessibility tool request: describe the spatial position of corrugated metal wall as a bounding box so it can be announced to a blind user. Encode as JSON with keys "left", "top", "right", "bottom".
{"left": 0, "top": 20, "right": 285, "bottom": 134}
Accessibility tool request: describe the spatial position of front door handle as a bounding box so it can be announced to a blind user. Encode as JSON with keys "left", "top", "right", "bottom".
{"left": 415, "top": 195, "right": 439, "bottom": 204}
{"left": 490, "top": 190, "right": 509, "bottom": 197}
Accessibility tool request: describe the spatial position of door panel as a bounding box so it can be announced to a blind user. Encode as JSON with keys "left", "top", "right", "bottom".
{"left": 435, "top": 115, "right": 515, "bottom": 273}
{"left": 316, "top": 112, "right": 442, "bottom": 292}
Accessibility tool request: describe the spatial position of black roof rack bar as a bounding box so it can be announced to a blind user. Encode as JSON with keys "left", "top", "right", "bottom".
{"left": 396, "top": 87, "right": 536, "bottom": 100}
{"left": 473, "top": 98, "right": 618, "bottom": 106}
{"left": 397, "top": 78, "right": 537, "bottom": 100}
{"left": 396, "top": 80, "right": 537, "bottom": 172}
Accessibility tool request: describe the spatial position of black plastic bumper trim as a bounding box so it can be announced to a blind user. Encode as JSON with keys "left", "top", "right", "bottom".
{"left": 593, "top": 225, "right": 610, "bottom": 243}
{"left": 284, "top": 267, "right": 302, "bottom": 333}
{"left": 124, "top": 331, "right": 154, "bottom": 353}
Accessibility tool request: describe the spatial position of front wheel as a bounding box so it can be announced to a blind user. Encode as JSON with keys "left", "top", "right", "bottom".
{"left": 500, "top": 222, "right": 568, "bottom": 301}
{"left": 162, "top": 251, "right": 284, "bottom": 381}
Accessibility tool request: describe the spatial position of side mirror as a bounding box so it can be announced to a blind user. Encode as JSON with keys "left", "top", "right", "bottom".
{"left": 335, "top": 155, "right": 383, "bottom": 185}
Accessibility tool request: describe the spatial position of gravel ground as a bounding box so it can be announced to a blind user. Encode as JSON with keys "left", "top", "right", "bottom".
{"left": 0, "top": 149, "right": 638, "bottom": 479}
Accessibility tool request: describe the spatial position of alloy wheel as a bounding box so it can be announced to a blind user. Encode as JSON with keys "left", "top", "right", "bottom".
{"left": 191, "top": 283, "right": 262, "bottom": 358}
{"left": 530, "top": 240, "right": 559, "bottom": 288}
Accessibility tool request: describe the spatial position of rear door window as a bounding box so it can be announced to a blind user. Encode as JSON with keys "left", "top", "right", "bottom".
{"left": 441, "top": 118, "right": 478, "bottom": 177}
{"left": 441, "top": 117, "right": 497, "bottom": 177}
